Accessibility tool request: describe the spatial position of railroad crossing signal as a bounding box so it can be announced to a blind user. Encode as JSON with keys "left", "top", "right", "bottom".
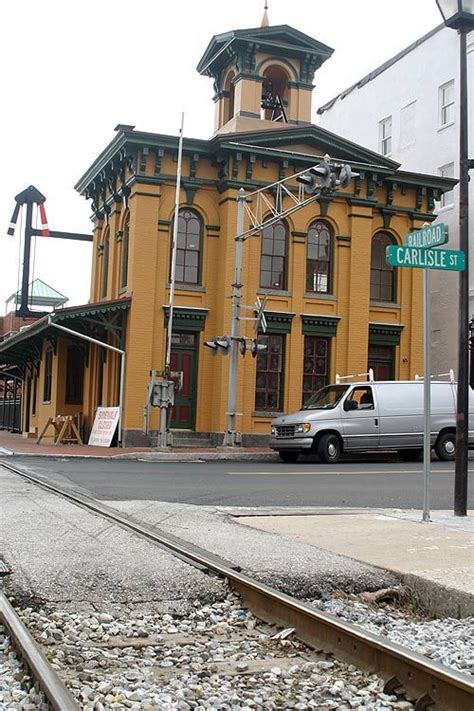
{"left": 204, "top": 336, "right": 232, "bottom": 355}
{"left": 250, "top": 338, "right": 266, "bottom": 358}
{"left": 254, "top": 296, "right": 268, "bottom": 333}
{"left": 296, "top": 155, "right": 359, "bottom": 194}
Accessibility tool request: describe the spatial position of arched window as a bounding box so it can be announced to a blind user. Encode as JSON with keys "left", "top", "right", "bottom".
{"left": 224, "top": 71, "right": 235, "bottom": 124}
{"left": 172, "top": 209, "right": 203, "bottom": 285}
{"left": 370, "top": 232, "right": 397, "bottom": 302}
{"left": 261, "top": 64, "right": 289, "bottom": 122}
{"left": 259, "top": 220, "right": 288, "bottom": 290}
{"left": 101, "top": 228, "right": 110, "bottom": 299}
{"left": 306, "top": 220, "right": 333, "bottom": 294}
{"left": 120, "top": 214, "right": 130, "bottom": 289}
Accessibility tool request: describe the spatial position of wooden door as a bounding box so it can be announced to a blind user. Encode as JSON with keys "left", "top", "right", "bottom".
{"left": 169, "top": 333, "right": 198, "bottom": 429}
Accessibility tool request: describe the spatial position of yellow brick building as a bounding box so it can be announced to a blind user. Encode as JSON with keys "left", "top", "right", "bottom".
{"left": 0, "top": 22, "right": 455, "bottom": 446}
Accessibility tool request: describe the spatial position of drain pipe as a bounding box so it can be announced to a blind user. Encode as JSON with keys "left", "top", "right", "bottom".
{"left": 48, "top": 318, "right": 126, "bottom": 447}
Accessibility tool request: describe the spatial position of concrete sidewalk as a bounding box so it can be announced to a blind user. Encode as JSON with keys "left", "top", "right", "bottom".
{"left": 236, "top": 508, "right": 474, "bottom": 617}
{"left": 0, "top": 430, "right": 277, "bottom": 462}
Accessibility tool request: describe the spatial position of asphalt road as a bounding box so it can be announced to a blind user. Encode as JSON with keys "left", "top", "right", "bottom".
{"left": 3, "top": 455, "right": 472, "bottom": 509}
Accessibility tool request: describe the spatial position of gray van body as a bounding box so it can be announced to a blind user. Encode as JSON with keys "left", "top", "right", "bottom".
{"left": 269, "top": 380, "right": 473, "bottom": 459}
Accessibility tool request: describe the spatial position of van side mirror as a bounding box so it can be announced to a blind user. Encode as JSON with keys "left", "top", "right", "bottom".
{"left": 344, "top": 399, "right": 358, "bottom": 412}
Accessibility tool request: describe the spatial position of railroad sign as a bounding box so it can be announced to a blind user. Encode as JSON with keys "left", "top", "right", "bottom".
{"left": 404, "top": 222, "right": 447, "bottom": 249}
{"left": 386, "top": 245, "right": 465, "bottom": 271}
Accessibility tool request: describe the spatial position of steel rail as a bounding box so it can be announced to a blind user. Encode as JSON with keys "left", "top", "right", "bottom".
{"left": 0, "top": 591, "right": 79, "bottom": 710}
{"left": 1, "top": 461, "right": 473, "bottom": 710}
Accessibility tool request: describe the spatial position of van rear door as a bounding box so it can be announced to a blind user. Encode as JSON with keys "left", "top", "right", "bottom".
{"left": 342, "top": 385, "right": 379, "bottom": 450}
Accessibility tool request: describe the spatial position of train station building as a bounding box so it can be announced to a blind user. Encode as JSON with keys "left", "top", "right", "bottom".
{"left": 0, "top": 18, "right": 456, "bottom": 446}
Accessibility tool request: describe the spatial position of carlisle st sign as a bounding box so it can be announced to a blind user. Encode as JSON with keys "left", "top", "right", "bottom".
{"left": 404, "top": 222, "right": 447, "bottom": 249}
{"left": 386, "top": 245, "right": 465, "bottom": 271}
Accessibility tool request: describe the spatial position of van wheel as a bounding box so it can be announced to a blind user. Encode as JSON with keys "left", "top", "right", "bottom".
{"left": 318, "top": 434, "right": 341, "bottom": 464}
{"left": 279, "top": 451, "right": 300, "bottom": 463}
{"left": 399, "top": 449, "right": 422, "bottom": 462}
{"left": 435, "top": 432, "right": 456, "bottom": 461}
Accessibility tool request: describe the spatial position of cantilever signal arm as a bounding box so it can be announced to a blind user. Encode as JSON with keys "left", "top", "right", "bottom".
{"left": 31, "top": 228, "right": 92, "bottom": 242}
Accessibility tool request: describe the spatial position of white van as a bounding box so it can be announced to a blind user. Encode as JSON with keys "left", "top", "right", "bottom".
{"left": 269, "top": 380, "right": 473, "bottom": 463}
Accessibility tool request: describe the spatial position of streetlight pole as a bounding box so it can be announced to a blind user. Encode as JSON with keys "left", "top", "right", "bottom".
{"left": 435, "top": 0, "right": 473, "bottom": 516}
{"left": 455, "top": 26, "right": 470, "bottom": 516}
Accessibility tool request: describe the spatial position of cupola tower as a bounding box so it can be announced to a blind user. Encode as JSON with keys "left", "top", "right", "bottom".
{"left": 197, "top": 22, "right": 333, "bottom": 135}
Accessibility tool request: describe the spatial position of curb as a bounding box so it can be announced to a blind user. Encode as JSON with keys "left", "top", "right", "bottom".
{"left": 1, "top": 450, "right": 280, "bottom": 463}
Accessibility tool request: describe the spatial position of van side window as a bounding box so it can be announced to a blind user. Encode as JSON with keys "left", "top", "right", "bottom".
{"left": 347, "top": 387, "right": 374, "bottom": 410}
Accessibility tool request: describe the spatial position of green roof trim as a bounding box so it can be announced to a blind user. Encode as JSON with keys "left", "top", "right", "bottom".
{"left": 369, "top": 322, "right": 404, "bottom": 346}
{"left": 0, "top": 298, "right": 131, "bottom": 366}
{"left": 301, "top": 314, "right": 340, "bottom": 337}
{"left": 54, "top": 299, "right": 130, "bottom": 321}
{"left": 197, "top": 24, "right": 333, "bottom": 81}
{"left": 163, "top": 306, "right": 208, "bottom": 332}
{"left": 263, "top": 311, "right": 295, "bottom": 334}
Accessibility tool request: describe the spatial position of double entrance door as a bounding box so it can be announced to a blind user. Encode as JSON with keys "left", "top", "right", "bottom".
{"left": 169, "top": 332, "right": 198, "bottom": 430}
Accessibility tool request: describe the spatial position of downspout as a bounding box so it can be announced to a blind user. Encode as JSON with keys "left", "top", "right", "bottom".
{"left": 48, "top": 318, "right": 126, "bottom": 447}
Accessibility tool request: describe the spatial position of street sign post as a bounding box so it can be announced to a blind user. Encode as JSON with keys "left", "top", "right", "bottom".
{"left": 386, "top": 245, "right": 465, "bottom": 271}
{"left": 404, "top": 222, "right": 447, "bottom": 249}
{"left": 387, "top": 223, "right": 465, "bottom": 523}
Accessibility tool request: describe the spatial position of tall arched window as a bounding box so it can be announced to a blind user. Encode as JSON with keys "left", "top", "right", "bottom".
{"left": 261, "top": 65, "right": 289, "bottom": 122}
{"left": 259, "top": 220, "right": 288, "bottom": 290}
{"left": 172, "top": 209, "right": 203, "bottom": 285}
{"left": 370, "top": 232, "right": 397, "bottom": 302}
{"left": 120, "top": 214, "right": 130, "bottom": 289}
{"left": 306, "top": 220, "right": 333, "bottom": 294}
{"left": 224, "top": 71, "right": 235, "bottom": 123}
{"left": 101, "top": 228, "right": 110, "bottom": 299}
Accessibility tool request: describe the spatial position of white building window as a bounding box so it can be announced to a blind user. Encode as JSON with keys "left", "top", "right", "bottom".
{"left": 399, "top": 101, "right": 416, "bottom": 149}
{"left": 379, "top": 116, "right": 392, "bottom": 156}
{"left": 438, "top": 163, "right": 455, "bottom": 208}
{"left": 439, "top": 80, "right": 455, "bottom": 128}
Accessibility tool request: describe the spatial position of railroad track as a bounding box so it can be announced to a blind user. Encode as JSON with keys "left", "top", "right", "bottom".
{"left": 1, "top": 460, "right": 473, "bottom": 711}
{"left": 0, "top": 589, "right": 79, "bottom": 709}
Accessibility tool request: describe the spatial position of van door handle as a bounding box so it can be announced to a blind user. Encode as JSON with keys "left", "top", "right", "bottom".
{"left": 375, "top": 418, "right": 378, "bottom": 426}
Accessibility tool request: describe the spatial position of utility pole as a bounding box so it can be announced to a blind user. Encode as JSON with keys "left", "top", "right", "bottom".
{"left": 224, "top": 189, "right": 246, "bottom": 446}
{"left": 219, "top": 157, "right": 358, "bottom": 447}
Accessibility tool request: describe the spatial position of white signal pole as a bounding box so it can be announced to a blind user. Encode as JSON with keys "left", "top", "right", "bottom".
{"left": 156, "top": 112, "right": 184, "bottom": 449}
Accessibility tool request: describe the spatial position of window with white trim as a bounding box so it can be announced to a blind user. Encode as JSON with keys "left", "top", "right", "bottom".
{"left": 379, "top": 116, "right": 392, "bottom": 156}
{"left": 439, "top": 80, "right": 455, "bottom": 127}
{"left": 438, "top": 163, "right": 455, "bottom": 208}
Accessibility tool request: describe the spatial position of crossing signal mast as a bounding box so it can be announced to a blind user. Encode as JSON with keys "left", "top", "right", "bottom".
{"left": 215, "top": 154, "right": 359, "bottom": 447}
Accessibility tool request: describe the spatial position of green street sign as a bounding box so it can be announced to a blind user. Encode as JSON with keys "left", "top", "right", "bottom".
{"left": 386, "top": 245, "right": 465, "bottom": 271}
{"left": 404, "top": 222, "right": 447, "bottom": 249}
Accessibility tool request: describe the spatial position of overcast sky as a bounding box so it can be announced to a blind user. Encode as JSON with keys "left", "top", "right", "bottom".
{"left": 0, "top": 0, "right": 443, "bottom": 315}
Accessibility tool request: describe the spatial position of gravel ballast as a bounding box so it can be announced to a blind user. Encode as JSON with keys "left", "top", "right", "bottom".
{"left": 13, "top": 593, "right": 412, "bottom": 710}
{"left": 311, "top": 595, "right": 474, "bottom": 676}
{"left": 0, "top": 623, "right": 49, "bottom": 710}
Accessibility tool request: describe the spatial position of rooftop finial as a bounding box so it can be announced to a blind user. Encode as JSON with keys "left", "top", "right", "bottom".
{"left": 261, "top": 0, "right": 269, "bottom": 27}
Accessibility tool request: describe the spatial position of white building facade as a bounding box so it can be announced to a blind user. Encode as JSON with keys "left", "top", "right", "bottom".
{"left": 318, "top": 25, "right": 474, "bottom": 375}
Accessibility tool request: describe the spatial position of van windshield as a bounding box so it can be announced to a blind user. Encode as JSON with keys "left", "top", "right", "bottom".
{"left": 302, "top": 384, "right": 349, "bottom": 410}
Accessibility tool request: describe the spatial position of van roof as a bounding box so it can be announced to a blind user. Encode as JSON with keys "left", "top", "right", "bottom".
{"left": 336, "top": 380, "right": 455, "bottom": 387}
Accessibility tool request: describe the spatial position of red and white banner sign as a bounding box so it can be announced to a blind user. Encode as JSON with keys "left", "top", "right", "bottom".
{"left": 88, "top": 407, "right": 120, "bottom": 447}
